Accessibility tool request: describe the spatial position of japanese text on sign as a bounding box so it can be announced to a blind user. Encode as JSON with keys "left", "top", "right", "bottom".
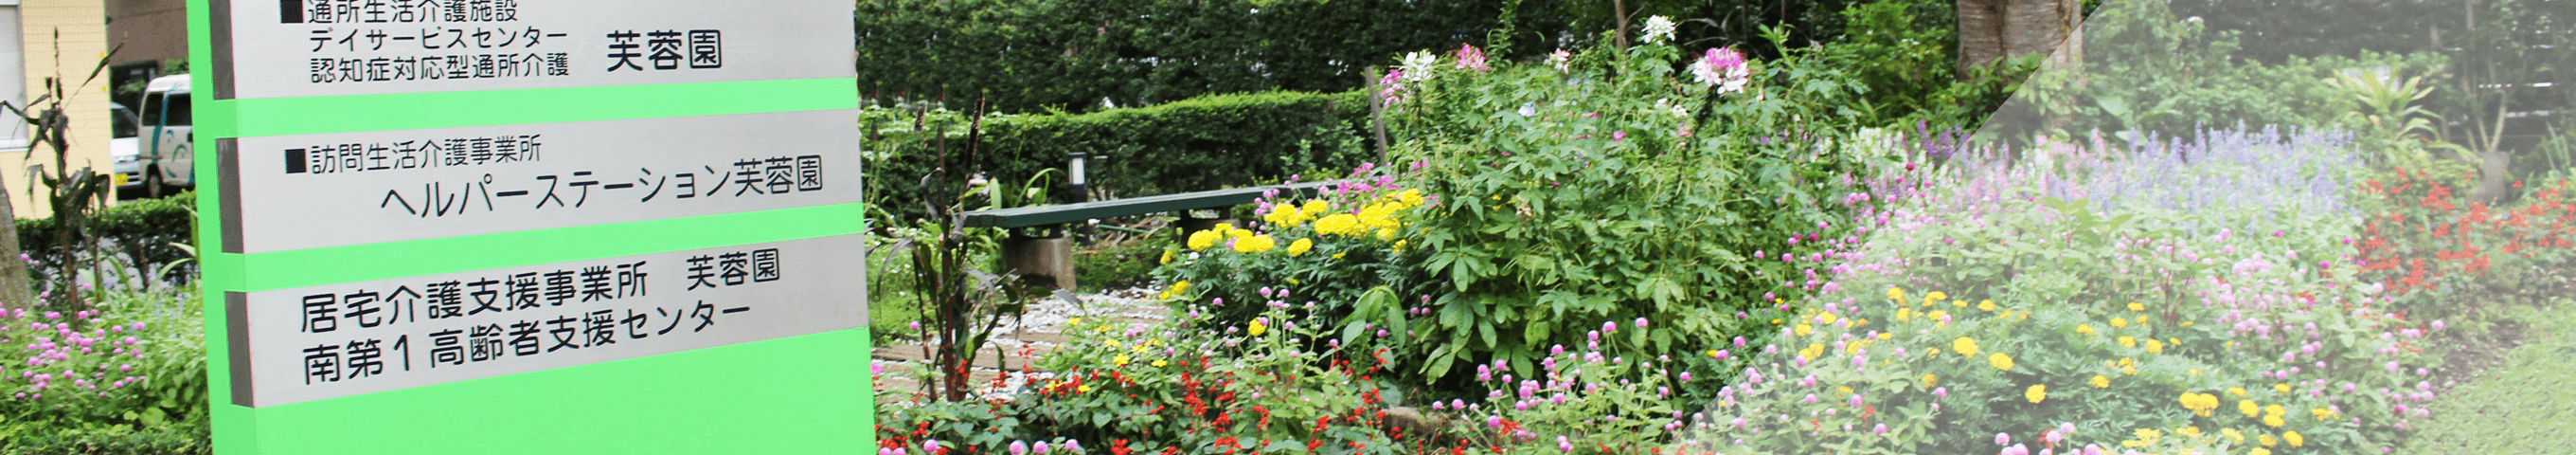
{"left": 230, "top": 235, "right": 866, "bottom": 407}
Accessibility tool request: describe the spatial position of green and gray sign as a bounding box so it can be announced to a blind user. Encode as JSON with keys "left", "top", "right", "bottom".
{"left": 191, "top": 0, "right": 872, "bottom": 452}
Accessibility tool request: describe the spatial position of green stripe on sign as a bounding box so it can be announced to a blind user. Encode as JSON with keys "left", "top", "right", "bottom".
{"left": 225, "top": 203, "right": 868, "bottom": 292}
{"left": 211, "top": 78, "right": 859, "bottom": 138}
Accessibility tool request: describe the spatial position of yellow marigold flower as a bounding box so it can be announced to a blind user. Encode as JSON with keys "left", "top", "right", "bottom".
{"left": 1926, "top": 291, "right": 1948, "bottom": 301}
{"left": 2119, "top": 357, "right": 2136, "bottom": 367}
{"left": 2078, "top": 324, "right": 2096, "bottom": 334}
{"left": 1314, "top": 213, "right": 1366, "bottom": 237}
{"left": 2119, "top": 336, "right": 2138, "bottom": 348}
{"left": 2265, "top": 404, "right": 2285, "bottom": 417}
{"left": 1876, "top": 332, "right": 1893, "bottom": 340}
{"left": 2275, "top": 383, "right": 2292, "bottom": 393}
{"left": 1264, "top": 205, "right": 1305, "bottom": 228}
{"left": 1286, "top": 238, "right": 1315, "bottom": 257}
{"left": 2263, "top": 414, "right": 2285, "bottom": 428}
{"left": 2189, "top": 369, "right": 2201, "bottom": 376}
{"left": 1285, "top": 278, "right": 1299, "bottom": 285}
{"left": 1707, "top": 349, "right": 1722, "bottom": 358}
{"left": 1159, "top": 249, "right": 1175, "bottom": 264}
{"left": 1799, "top": 343, "right": 1825, "bottom": 361}
{"left": 1303, "top": 199, "right": 1331, "bottom": 215}
{"left": 1887, "top": 287, "right": 1905, "bottom": 301}
{"left": 1078, "top": 384, "right": 1093, "bottom": 393}
{"left": 1188, "top": 229, "right": 1221, "bottom": 250}
{"left": 1114, "top": 354, "right": 1130, "bottom": 367}
{"left": 2111, "top": 318, "right": 2129, "bottom": 328}
{"left": 2129, "top": 301, "right": 2145, "bottom": 312}
{"left": 1159, "top": 281, "right": 1192, "bottom": 300}
{"left": 2229, "top": 387, "right": 2246, "bottom": 396}
{"left": 1837, "top": 386, "right": 1854, "bottom": 394}
{"left": 2260, "top": 434, "right": 2279, "bottom": 447}
{"left": 2121, "top": 365, "right": 2137, "bottom": 375}
{"left": 2179, "top": 427, "right": 2200, "bottom": 437}
{"left": 1922, "top": 373, "right": 1938, "bottom": 388}
{"left": 2283, "top": 431, "right": 2303, "bottom": 447}
{"left": 1954, "top": 299, "right": 1969, "bottom": 308}
{"left": 1333, "top": 252, "right": 1347, "bottom": 260}
{"left": 1978, "top": 300, "right": 1997, "bottom": 312}
{"left": 1817, "top": 313, "right": 1839, "bottom": 324}
{"left": 1234, "top": 235, "right": 1278, "bottom": 253}
{"left": 2168, "top": 337, "right": 2180, "bottom": 347}
{"left": 1247, "top": 320, "right": 1267, "bottom": 337}
{"left": 2312, "top": 408, "right": 2335, "bottom": 421}
{"left": 2091, "top": 374, "right": 2110, "bottom": 389}
{"left": 1952, "top": 337, "right": 1979, "bottom": 356}
{"left": 1377, "top": 228, "right": 1400, "bottom": 241}
{"left": 2182, "top": 320, "right": 2194, "bottom": 326}
{"left": 2222, "top": 428, "right": 2245, "bottom": 444}
{"left": 1392, "top": 239, "right": 1408, "bottom": 253}
{"left": 2241, "top": 400, "right": 2261, "bottom": 417}
{"left": 2251, "top": 448, "right": 2271, "bottom": 455}
{"left": 1796, "top": 324, "right": 1814, "bottom": 337}
{"left": 1152, "top": 359, "right": 1169, "bottom": 368}
{"left": 2145, "top": 339, "right": 2165, "bottom": 354}
{"left": 2026, "top": 385, "right": 2048, "bottom": 403}
{"left": 1989, "top": 353, "right": 2014, "bottom": 371}
{"left": 1896, "top": 308, "right": 1913, "bottom": 321}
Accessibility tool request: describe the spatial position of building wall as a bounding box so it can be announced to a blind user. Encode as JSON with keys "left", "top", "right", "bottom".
{"left": 0, "top": 0, "right": 112, "bottom": 219}
{"left": 104, "top": 0, "right": 183, "bottom": 66}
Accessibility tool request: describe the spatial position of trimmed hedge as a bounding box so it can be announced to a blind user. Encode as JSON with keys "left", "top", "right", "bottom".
{"left": 855, "top": 0, "right": 1547, "bottom": 115}
{"left": 865, "top": 90, "right": 1374, "bottom": 225}
{"left": 16, "top": 192, "right": 195, "bottom": 284}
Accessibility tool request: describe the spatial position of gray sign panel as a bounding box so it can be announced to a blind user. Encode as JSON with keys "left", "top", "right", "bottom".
{"left": 220, "top": 109, "right": 860, "bottom": 254}
{"left": 226, "top": 234, "right": 868, "bottom": 408}
{"left": 213, "top": 0, "right": 853, "bottom": 100}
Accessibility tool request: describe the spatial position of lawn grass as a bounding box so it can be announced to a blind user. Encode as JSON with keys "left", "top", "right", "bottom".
{"left": 2401, "top": 300, "right": 2576, "bottom": 455}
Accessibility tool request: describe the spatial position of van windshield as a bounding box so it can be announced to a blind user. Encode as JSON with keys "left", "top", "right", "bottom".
{"left": 141, "top": 92, "right": 191, "bottom": 127}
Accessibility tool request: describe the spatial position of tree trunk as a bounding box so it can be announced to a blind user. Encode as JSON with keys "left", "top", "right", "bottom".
{"left": 2470, "top": 149, "right": 2514, "bottom": 203}
{"left": 1957, "top": 0, "right": 2007, "bottom": 78}
{"left": 0, "top": 175, "right": 34, "bottom": 310}
{"left": 1958, "top": 0, "right": 2083, "bottom": 78}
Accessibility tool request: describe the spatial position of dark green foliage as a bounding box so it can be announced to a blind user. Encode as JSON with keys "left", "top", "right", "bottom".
{"left": 0, "top": 426, "right": 210, "bottom": 455}
{"left": 15, "top": 192, "right": 194, "bottom": 285}
{"left": 864, "top": 90, "right": 1372, "bottom": 226}
{"left": 1073, "top": 239, "right": 1166, "bottom": 293}
{"left": 856, "top": 0, "right": 1554, "bottom": 115}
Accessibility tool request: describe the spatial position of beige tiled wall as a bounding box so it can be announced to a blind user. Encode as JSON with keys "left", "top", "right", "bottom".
{"left": 2, "top": 0, "right": 112, "bottom": 219}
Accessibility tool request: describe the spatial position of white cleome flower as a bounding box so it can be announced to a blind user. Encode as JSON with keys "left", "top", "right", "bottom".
{"left": 1641, "top": 16, "right": 1677, "bottom": 45}
{"left": 1400, "top": 51, "right": 1439, "bottom": 82}
{"left": 1547, "top": 49, "right": 1572, "bottom": 73}
{"left": 1519, "top": 102, "right": 1539, "bottom": 118}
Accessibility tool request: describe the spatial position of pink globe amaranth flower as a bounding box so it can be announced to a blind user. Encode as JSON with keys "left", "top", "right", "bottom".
{"left": 1933, "top": 387, "right": 1948, "bottom": 398}
{"left": 1995, "top": 432, "right": 2012, "bottom": 446}
{"left": 1635, "top": 318, "right": 1650, "bottom": 328}
{"left": 1010, "top": 441, "right": 1029, "bottom": 455}
{"left": 1557, "top": 435, "right": 1573, "bottom": 453}
{"left": 1612, "top": 131, "right": 1627, "bottom": 141}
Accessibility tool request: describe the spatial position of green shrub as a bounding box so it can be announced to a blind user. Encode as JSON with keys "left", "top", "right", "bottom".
{"left": 1378, "top": 29, "right": 1880, "bottom": 386}
{"left": 15, "top": 192, "right": 196, "bottom": 287}
{"left": 865, "top": 90, "right": 1373, "bottom": 226}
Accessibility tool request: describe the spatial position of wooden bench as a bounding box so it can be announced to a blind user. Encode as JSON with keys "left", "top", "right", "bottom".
{"left": 959, "top": 181, "right": 1336, "bottom": 288}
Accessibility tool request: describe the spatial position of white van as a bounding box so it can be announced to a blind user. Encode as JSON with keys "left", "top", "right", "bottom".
{"left": 112, "top": 74, "right": 191, "bottom": 196}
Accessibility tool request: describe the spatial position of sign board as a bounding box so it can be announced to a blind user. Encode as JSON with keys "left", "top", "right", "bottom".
{"left": 192, "top": 0, "right": 873, "bottom": 453}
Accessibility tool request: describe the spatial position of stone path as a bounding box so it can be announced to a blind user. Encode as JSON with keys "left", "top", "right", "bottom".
{"left": 872, "top": 287, "right": 1168, "bottom": 402}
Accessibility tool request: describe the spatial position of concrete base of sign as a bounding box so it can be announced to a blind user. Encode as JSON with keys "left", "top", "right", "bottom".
{"left": 1003, "top": 235, "right": 1075, "bottom": 290}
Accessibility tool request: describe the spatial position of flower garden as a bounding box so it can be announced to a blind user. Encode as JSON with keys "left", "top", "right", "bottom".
{"left": 866, "top": 1, "right": 2576, "bottom": 453}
